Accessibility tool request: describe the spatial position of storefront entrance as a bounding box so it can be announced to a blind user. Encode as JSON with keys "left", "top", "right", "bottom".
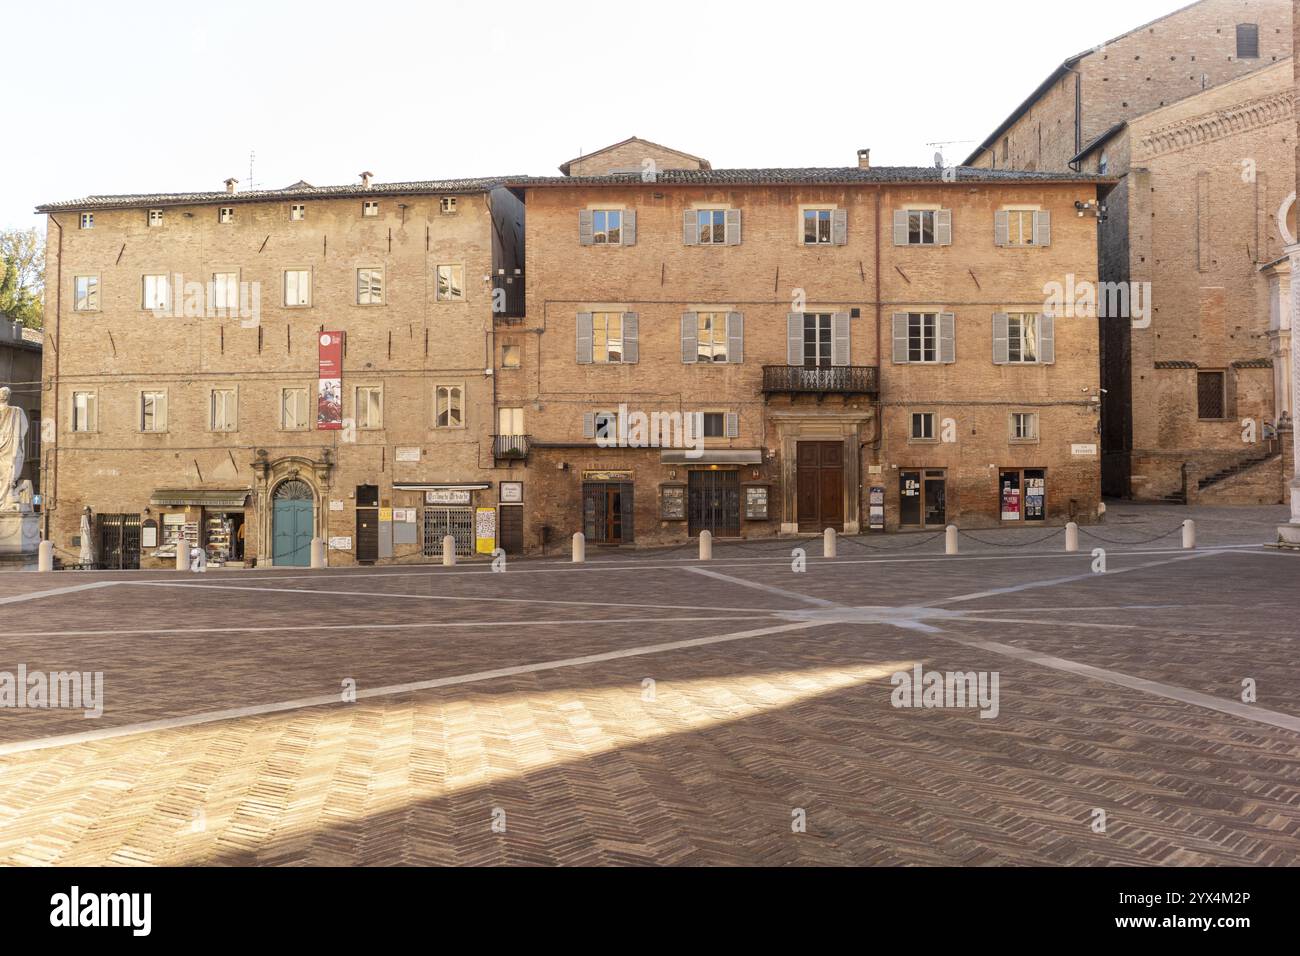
{"left": 899, "top": 470, "right": 947, "bottom": 529}
{"left": 688, "top": 470, "right": 740, "bottom": 538}
{"left": 1000, "top": 468, "right": 1046, "bottom": 522}
{"left": 796, "top": 441, "right": 844, "bottom": 533}
{"left": 498, "top": 504, "right": 524, "bottom": 555}
{"left": 422, "top": 507, "right": 475, "bottom": 556}
{"left": 272, "top": 479, "right": 314, "bottom": 566}
{"left": 97, "top": 513, "right": 141, "bottom": 570}
{"left": 583, "top": 481, "right": 633, "bottom": 545}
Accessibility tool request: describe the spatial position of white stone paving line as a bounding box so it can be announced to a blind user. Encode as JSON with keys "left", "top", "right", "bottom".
{"left": 0, "top": 620, "right": 823, "bottom": 757}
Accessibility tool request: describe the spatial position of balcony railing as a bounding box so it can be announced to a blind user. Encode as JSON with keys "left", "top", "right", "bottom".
{"left": 491, "top": 271, "right": 526, "bottom": 319}
{"left": 493, "top": 434, "right": 530, "bottom": 460}
{"left": 762, "top": 365, "right": 879, "bottom": 396}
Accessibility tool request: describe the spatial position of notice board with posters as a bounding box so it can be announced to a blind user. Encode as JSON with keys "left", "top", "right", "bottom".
{"left": 317, "top": 331, "right": 343, "bottom": 429}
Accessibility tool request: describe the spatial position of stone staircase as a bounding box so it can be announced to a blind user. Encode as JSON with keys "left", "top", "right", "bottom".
{"left": 1197, "top": 449, "right": 1281, "bottom": 492}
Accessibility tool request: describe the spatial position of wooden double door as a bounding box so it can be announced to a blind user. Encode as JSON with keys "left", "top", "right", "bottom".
{"left": 796, "top": 441, "right": 844, "bottom": 533}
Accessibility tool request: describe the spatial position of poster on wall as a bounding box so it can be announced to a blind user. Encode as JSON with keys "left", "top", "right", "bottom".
{"left": 1000, "top": 476, "right": 1022, "bottom": 521}
{"left": 1025, "top": 476, "right": 1046, "bottom": 520}
{"left": 869, "top": 486, "right": 885, "bottom": 531}
{"left": 475, "top": 508, "right": 497, "bottom": 554}
{"left": 317, "top": 331, "right": 343, "bottom": 430}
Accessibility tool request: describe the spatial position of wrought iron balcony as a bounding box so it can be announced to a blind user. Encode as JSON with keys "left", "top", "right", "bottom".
{"left": 493, "top": 434, "right": 530, "bottom": 460}
{"left": 762, "top": 365, "right": 879, "bottom": 396}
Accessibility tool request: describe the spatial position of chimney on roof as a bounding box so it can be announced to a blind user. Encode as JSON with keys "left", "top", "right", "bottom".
{"left": 224, "top": 177, "right": 238, "bottom": 194}
{"left": 857, "top": 149, "right": 871, "bottom": 170}
{"left": 359, "top": 170, "right": 374, "bottom": 189}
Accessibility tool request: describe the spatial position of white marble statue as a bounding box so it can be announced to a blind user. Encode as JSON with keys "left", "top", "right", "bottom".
{"left": 0, "top": 387, "right": 30, "bottom": 513}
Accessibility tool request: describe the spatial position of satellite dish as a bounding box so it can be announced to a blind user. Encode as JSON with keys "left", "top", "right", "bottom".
{"left": 934, "top": 151, "right": 945, "bottom": 169}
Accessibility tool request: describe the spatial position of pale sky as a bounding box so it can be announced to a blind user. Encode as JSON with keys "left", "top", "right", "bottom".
{"left": 2, "top": 0, "right": 1185, "bottom": 231}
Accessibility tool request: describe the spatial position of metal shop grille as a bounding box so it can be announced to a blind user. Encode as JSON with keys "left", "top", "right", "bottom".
{"left": 422, "top": 507, "right": 474, "bottom": 556}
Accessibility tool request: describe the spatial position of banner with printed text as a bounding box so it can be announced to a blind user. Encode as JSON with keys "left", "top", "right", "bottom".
{"left": 317, "top": 331, "right": 343, "bottom": 429}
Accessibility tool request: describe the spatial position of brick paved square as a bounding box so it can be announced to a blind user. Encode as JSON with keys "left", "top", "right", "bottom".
{"left": 0, "top": 504, "right": 1296, "bottom": 866}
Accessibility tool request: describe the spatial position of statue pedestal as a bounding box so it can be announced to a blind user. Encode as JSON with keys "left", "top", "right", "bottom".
{"left": 0, "top": 512, "right": 40, "bottom": 569}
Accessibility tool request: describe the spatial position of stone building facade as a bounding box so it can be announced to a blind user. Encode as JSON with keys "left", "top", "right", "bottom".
{"left": 970, "top": 0, "right": 1295, "bottom": 503}
{"left": 494, "top": 140, "right": 1107, "bottom": 552}
{"left": 38, "top": 177, "right": 523, "bottom": 567}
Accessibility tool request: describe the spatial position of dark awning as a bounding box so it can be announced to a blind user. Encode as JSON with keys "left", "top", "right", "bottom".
{"left": 151, "top": 489, "right": 251, "bottom": 508}
{"left": 659, "top": 450, "right": 764, "bottom": 465}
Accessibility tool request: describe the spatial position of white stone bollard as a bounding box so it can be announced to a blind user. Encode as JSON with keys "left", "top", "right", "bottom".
{"left": 823, "top": 528, "right": 837, "bottom": 559}
{"left": 189, "top": 547, "right": 207, "bottom": 573}
{"left": 442, "top": 535, "right": 457, "bottom": 566}
{"left": 699, "top": 530, "right": 713, "bottom": 561}
{"left": 38, "top": 540, "right": 53, "bottom": 572}
{"left": 572, "top": 532, "right": 585, "bottom": 563}
{"left": 1065, "top": 522, "right": 1079, "bottom": 552}
{"left": 311, "top": 537, "right": 326, "bottom": 568}
{"left": 945, "top": 525, "right": 959, "bottom": 556}
{"left": 176, "top": 544, "right": 190, "bottom": 571}
{"left": 1182, "top": 519, "right": 1196, "bottom": 550}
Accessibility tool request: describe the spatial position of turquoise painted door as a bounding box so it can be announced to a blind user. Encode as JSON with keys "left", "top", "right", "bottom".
{"left": 272, "top": 480, "right": 314, "bottom": 566}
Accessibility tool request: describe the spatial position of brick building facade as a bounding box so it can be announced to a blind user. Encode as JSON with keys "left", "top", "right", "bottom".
{"left": 38, "top": 177, "right": 523, "bottom": 567}
{"left": 496, "top": 140, "right": 1107, "bottom": 552}
{"left": 970, "top": 0, "right": 1294, "bottom": 503}
{"left": 37, "top": 139, "right": 1107, "bottom": 565}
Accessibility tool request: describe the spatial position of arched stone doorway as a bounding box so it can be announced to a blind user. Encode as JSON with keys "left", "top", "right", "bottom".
{"left": 271, "top": 478, "right": 315, "bottom": 566}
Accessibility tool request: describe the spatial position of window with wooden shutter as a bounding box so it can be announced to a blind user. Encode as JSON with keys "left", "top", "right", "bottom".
{"left": 683, "top": 209, "right": 699, "bottom": 245}
{"left": 725, "top": 209, "right": 741, "bottom": 245}
{"left": 831, "top": 208, "right": 847, "bottom": 245}
{"left": 681, "top": 312, "right": 698, "bottom": 364}
{"left": 726, "top": 311, "right": 744, "bottom": 364}
{"left": 892, "top": 313, "right": 910, "bottom": 364}
{"left": 1032, "top": 210, "right": 1051, "bottom": 247}
{"left": 725, "top": 412, "right": 740, "bottom": 438}
{"left": 831, "top": 311, "right": 850, "bottom": 367}
{"left": 576, "top": 312, "right": 594, "bottom": 364}
{"left": 939, "top": 313, "right": 956, "bottom": 364}
{"left": 622, "top": 210, "right": 637, "bottom": 245}
{"left": 622, "top": 312, "right": 639, "bottom": 363}
{"left": 935, "top": 209, "right": 952, "bottom": 246}
{"left": 787, "top": 313, "right": 804, "bottom": 365}
{"left": 1038, "top": 313, "right": 1055, "bottom": 364}
{"left": 992, "top": 312, "right": 1010, "bottom": 365}
{"left": 578, "top": 210, "right": 594, "bottom": 245}
{"left": 892, "top": 210, "right": 910, "bottom": 246}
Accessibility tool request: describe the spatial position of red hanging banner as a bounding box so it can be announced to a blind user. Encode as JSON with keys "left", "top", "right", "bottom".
{"left": 317, "top": 331, "right": 343, "bottom": 430}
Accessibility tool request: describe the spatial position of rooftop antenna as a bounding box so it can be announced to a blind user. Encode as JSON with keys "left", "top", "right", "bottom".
{"left": 248, "top": 150, "right": 256, "bottom": 192}
{"left": 925, "top": 140, "right": 975, "bottom": 168}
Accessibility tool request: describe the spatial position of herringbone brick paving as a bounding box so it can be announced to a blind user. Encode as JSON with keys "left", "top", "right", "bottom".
{"left": 0, "top": 506, "right": 1297, "bottom": 866}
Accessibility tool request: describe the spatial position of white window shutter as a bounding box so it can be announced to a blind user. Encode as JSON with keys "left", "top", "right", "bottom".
{"left": 994, "top": 210, "right": 1010, "bottom": 247}
{"left": 681, "top": 312, "right": 698, "bottom": 364}
{"left": 939, "top": 313, "right": 956, "bottom": 364}
{"left": 1033, "top": 210, "right": 1051, "bottom": 246}
{"left": 1039, "top": 313, "right": 1055, "bottom": 364}
{"left": 576, "top": 312, "right": 593, "bottom": 364}
{"left": 725, "top": 412, "right": 739, "bottom": 438}
{"left": 578, "top": 210, "right": 594, "bottom": 246}
{"left": 892, "top": 210, "right": 910, "bottom": 245}
{"left": 787, "top": 313, "right": 803, "bottom": 366}
{"left": 683, "top": 209, "right": 698, "bottom": 245}
{"left": 622, "top": 312, "right": 639, "bottom": 363}
{"left": 726, "top": 311, "right": 744, "bottom": 364}
{"left": 936, "top": 209, "right": 953, "bottom": 246}
{"left": 892, "top": 313, "right": 910, "bottom": 364}
{"left": 622, "top": 210, "right": 636, "bottom": 246}
{"left": 831, "top": 311, "right": 851, "bottom": 367}
{"left": 582, "top": 412, "right": 596, "bottom": 439}
{"left": 725, "top": 209, "right": 742, "bottom": 245}
{"left": 992, "top": 312, "right": 1009, "bottom": 365}
{"left": 831, "top": 208, "right": 848, "bottom": 245}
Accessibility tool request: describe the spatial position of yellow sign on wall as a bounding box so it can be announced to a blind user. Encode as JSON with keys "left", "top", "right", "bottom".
{"left": 475, "top": 508, "right": 497, "bottom": 554}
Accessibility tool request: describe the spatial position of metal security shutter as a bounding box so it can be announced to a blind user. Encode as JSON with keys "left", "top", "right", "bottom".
{"left": 422, "top": 507, "right": 474, "bottom": 556}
